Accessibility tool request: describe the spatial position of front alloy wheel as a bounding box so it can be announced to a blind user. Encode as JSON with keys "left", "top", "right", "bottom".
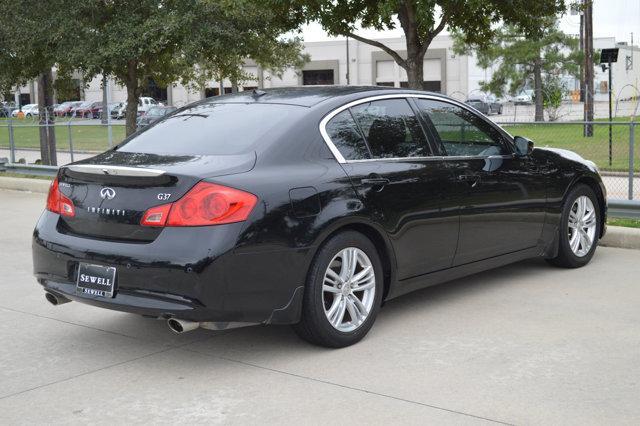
{"left": 567, "top": 195, "right": 597, "bottom": 257}
{"left": 547, "top": 184, "right": 600, "bottom": 268}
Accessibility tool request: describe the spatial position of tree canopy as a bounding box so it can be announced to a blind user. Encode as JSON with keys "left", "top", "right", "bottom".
{"left": 67, "top": 0, "right": 307, "bottom": 135}
{"left": 1, "top": 0, "right": 308, "bottom": 142}
{"left": 273, "top": 0, "right": 567, "bottom": 89}
{"left": 453, "top": 19, "right": 582, "bottom": 121}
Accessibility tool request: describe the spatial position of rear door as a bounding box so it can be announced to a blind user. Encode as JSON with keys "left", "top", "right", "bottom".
{"left": 323, "top": 97, "right": 458, "bottom": 278}
{"left": 415, "top": 98, "right": 546, "bottom": 265}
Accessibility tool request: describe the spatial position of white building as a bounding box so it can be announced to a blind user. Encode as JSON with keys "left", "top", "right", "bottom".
{"left": 5, "top": 35, "right": 638, "bottom": 107}
{"left": 81, "top": 35, "right": 475, "bottom": 106}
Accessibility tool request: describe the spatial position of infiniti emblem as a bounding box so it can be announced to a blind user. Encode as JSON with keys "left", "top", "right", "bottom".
{"left": 100, "top": 187, "right": 116, "bottom": 200}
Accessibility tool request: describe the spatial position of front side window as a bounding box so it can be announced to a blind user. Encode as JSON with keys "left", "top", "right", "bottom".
{"left": 324, "top": 110, "right": 370, "bottom": 161}
{"left": 350, "top": 99, "right": 430, "bottom": 159}
{"left": 416, "top": 99, "right": 509, "bottom": 157}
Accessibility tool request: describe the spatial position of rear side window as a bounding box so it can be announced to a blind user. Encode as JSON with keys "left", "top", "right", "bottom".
{"left": 350, "top": 99, "right": 430, "bottom": 159}
{"left": 118, "top": 102, "right": 302, "bottom": 155}
{"left": 324, "top": 110, "right": 371, "bottom": 160}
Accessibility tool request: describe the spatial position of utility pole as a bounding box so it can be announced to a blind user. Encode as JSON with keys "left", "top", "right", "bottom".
{"left": 346, "top": 36, "right": 350, "bottom": 85}
{"left": 101, "top": 74, "right": 108, "bottom": 125}
{"left": 579, "top": 8, "right": 585, "bottom": 102}
{"left": 583, "top": 0, "right": 594, "bottom": 137}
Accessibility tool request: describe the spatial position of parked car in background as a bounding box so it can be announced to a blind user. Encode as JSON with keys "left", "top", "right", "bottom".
{"left": 12, "top": 104, "right": 39, "bottom": 117}
{"left": 137, "top": 97, "right": 161, "bottom": 116}
{"left": 33, "top": 87, "right": 606, "bottom": 348}
{"left": 110, "top": 102, "right": 126, "bottom": 120}
{"left": 74, "top": 101, "right": 102, "bottom": 118}
{"left": 515, "top": 92, "right": 533, "bottom": 105}
{"left": 0, "top": 101, "right": 16, "bottom": 117}
{"left": 95, "top": 102, "right": 122, "bottom": 120}
{"left": 54, "top": 101, "right": 82, "bottom": 117}
{"left": 136, "top": 105, "right": 177, "bottom": 130}
{"left": 465, "top": 93, "right": 503, "bottom": 115}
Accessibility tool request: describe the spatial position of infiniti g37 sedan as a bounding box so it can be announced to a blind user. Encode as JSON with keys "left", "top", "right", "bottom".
{"left": 33, "top": 87, "right": 606, "bottom": 347}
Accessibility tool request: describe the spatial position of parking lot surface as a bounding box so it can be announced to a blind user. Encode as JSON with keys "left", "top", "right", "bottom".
{"left": 0, "top": 189, "right": 638, "bottom": 425}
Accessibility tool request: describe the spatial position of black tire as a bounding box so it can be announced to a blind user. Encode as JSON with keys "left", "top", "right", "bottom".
{"left": 547, "top": 184, "right": 600, "bottom": 268}
{"left": 293, "top": 231, "right": 384, "bottom": 348}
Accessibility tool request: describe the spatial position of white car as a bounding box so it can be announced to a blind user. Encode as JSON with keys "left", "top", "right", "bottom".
{"left": 11, "top": 104, "right": 39, "bottom": 117}
{"left": 137, "top": 97, "right": 162, "bottom": 115}
{"left": 514, "top": 93, "right": 533, "bottom": 105}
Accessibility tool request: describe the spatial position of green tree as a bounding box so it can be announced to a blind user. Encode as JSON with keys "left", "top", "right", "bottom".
{"left": 0, "top": 0, "right": 76, "bottom": 165}
{"left": 272, "top": 0, "right": 566, "bottom": 90}
{"left": 70, "top": 0, "right": 307, "bottom": 136}
{"left": 453, "top": 20, "right": 582, "bottom": 121}
{"left": 184, "top": 0, "right": 308, "bottom": 94}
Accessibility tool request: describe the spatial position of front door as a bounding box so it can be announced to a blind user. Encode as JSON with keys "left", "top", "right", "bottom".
{"left": 415, "top": 98, "right": 546, "bottom": 265}
{"left": 323, "top": 98, "right": 459, "bottom": 279}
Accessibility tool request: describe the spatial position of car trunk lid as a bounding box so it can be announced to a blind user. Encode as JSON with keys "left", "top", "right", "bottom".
{"left": 57, "top": 150, "right": 256, "bottom": 242}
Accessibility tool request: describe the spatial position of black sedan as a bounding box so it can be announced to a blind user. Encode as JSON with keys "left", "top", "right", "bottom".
{"left": 466, "top": 93, "right": 503, "bottom": 115}
{"left": 33, "top": 87, "right": 606, "bottom": 347}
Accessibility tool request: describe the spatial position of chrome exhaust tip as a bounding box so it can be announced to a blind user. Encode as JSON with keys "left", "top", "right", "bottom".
{"left": 45, "top": 292, "right": 71, "bottom": 306}
{"left": 167, "top": 318, "right": 199, "bottom": 334}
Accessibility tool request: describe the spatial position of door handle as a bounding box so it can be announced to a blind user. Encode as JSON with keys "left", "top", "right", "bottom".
{"left": 457, "top": 174, "right": 480, "bottom": 187}
{"left": 361, "top": 177, "right": 390, "bottom": 185}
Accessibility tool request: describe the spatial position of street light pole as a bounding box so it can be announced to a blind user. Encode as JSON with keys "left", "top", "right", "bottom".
{"left": 608, "top": 58, "right": 612, "bottom": 166}
{"left": 346, "top": 36, "right": 350, "bottom": 85}
{"left": 600, "top": 48, "right": 619, "bottom": 167}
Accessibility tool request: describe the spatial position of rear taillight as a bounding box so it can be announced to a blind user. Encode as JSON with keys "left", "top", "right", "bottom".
{"left": 141, "top": 182, "right": 257, "bottom": 227}
{"left": 46, "top": 177, "right": 75, "bottom": 217}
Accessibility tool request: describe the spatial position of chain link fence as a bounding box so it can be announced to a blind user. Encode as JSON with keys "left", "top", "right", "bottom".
{"left": 497, "top": 121, "right": 637, "bottom": 200}
{"left": 1, "top": 110, "right": 638, "bottom": 201}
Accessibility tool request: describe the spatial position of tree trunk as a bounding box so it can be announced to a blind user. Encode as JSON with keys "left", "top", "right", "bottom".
{"left": 37, "top": 71, "right": 57, "bottom": 166}
{"left": 533, "top": 55, "right": 544, "bottom": 122}
{"left": 404, "top": 56, "right": 424, "bottom": 90}
{"left": 124, "top": 61, "right": 140, "bottom": 137}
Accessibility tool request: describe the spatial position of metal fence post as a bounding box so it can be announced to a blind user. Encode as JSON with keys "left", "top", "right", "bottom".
{"left": 67, "top": 121, "right": 75, "bottom": 163}
{"left": 8, "top": 117, "right": 16, "bottom": 163}
{"left": 630, "top": 122, "right": 635, "bottom": 200}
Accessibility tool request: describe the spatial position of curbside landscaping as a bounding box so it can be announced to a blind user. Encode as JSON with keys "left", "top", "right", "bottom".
{"left": 1, "top": 175, "right": 639, "bottom": 250}
{"left": 0, "top": 176, "right": 51, "bottom": 194}
{"left": 600, "top": 226, "right": 640, "bottom": 251}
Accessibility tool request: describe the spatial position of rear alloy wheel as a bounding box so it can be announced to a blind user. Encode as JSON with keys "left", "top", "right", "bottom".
{"left": 293, "top": 231, "right": 383, "bottom": 347}
{"left": 547, "top": 184, "right": 600, "bottom": 268}
{"left": 322, "top": 247, "right": 376, "bottom": 332}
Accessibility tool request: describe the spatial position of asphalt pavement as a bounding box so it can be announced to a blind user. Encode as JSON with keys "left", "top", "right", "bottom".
{"left": 0, "top": 189, "right": 639, "bottom": 425}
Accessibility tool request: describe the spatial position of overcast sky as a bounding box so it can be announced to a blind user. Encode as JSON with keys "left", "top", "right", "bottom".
{"left": 301, "top": 1, "right": 640, "bottom": 45}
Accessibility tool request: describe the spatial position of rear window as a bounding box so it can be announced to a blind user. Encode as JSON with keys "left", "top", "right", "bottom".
{"left": 118, "top": 102, "right": 301, "bottom": 155}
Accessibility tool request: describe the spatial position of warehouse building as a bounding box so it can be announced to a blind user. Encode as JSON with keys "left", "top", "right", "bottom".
{"left": 5, "top": 36, "right": 638, "bottom": 108}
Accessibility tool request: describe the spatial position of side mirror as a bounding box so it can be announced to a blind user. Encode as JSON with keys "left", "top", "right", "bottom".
{"left": 514, "top": 136, "right": 534, "bottom": 157}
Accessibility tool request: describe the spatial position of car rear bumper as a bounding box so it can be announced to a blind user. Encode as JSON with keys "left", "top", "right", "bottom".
{"left": 33, "top": 210, "right": 307, "bottom": 324}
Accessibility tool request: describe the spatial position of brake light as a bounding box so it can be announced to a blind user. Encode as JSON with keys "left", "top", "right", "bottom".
{"left": 46, "top": 177, "right": 75, "bottom": 217}
{"left": 141, "top": 182, "right": 257, "bottom": 227}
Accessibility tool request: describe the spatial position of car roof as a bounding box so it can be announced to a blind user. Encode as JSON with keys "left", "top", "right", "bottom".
{"left": 205, "top": 86, "right": 450, "bottom": 107}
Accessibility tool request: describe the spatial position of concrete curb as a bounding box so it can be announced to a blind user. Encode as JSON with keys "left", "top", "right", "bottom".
{"left": 600, "top": 226, "right": 640, "bottom": 250}
{"left": 0, "top": 176, "right": 51, "bottom": 194}
{"left": 1, "top": 175, "right": 639, "bottom": 250}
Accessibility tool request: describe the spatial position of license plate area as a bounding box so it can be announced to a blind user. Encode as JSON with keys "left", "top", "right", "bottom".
{"left": 76, "top": 263, "right": 116, "bottom": 298}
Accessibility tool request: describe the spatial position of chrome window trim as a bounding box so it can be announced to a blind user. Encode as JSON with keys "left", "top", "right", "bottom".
{"left": 319, "top": 93, "right": 513, "bottom": 164}
{"left": 341, "top": 154, "right": 514, "bottom": 164}
{"left": 65, "top": 164, "right": 166, "bottom": 177}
